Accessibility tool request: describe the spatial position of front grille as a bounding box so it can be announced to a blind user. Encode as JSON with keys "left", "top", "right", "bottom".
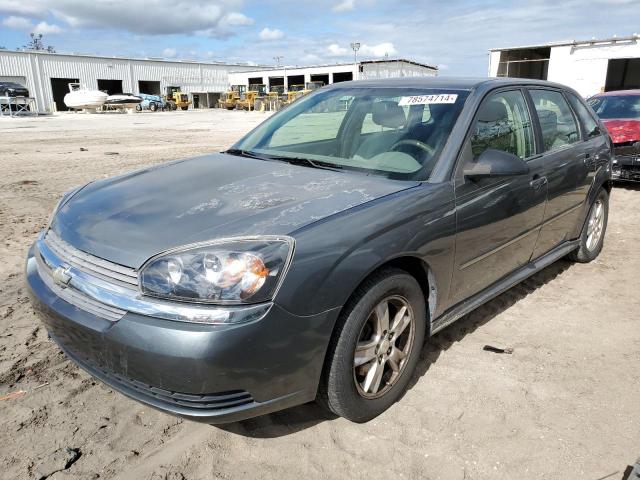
{"left": 44, "top": 230, "right": 139, "bottom": 289}
{"left": 35, "top": 252, "right": 126, "bottom": 322}
{"left": 69, "top": 347, "right": 255, "bottom": 410}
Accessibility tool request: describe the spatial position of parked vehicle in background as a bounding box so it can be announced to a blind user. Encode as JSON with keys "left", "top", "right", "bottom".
{"left": 164, "top": 86, "right": 191, "bottom": 110}
{"left": 27, "top": 78, "right": 612, "bottom": 425}
{"left": 136, "top": 93, "right": 166, "bottom": 112}
{"left": 588, "top": 90, "right": 640, "bottom": 182}
{"left": 0, "top": 81, "right": 29, "bottom": 97}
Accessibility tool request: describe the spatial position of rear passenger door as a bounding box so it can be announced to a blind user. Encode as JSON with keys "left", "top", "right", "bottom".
{"left": 527, "top": 88, "right": 590, "bottom": 258}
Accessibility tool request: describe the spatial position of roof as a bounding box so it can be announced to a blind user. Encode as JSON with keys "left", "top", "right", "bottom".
{"left": 0, "top": 48, "right": 262, "bottom": 68}
{"left": 490, "top": 33, "right": 640, "bottom": 52}
{"left": 592, "top": 89, "right": 640, "bottom": 97}
{"left": 323, "top": 76, "right": 574, "bottom": 91}
{"left": 229, "top": 58, "right": 438, "bottom": 75}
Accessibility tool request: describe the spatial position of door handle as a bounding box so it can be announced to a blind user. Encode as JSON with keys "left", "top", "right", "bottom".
{"left": 529, "top": 176, "right": 547, "bottom": 190}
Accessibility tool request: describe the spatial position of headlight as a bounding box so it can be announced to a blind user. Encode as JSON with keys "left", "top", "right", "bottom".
{"left": 139, "top": 237, "right": 294, "bottom": 304}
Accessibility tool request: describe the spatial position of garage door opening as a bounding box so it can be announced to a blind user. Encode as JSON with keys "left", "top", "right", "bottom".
{"left": 605, "top": 58, "right": 640, "bottom": 92}
{"left": 97, "top": 79, "right": 123, "bottom": 95}
{"left": 310, "top": 74, "right": 329, "bottom": 86}
{"left": 138, "top": 80, "right": 161, "bottom": 95}
{"left": 248, "top": 77, "right": 264, "bottom": 87}
{"left": 50, "top": 77, "right": 79, "bottom": 111}
{"left": 496, "top": 47, "right": 550, "bottom": 79}
{"left": 332, "top": 72, "right": 353, "bottom": 83}
{"left": 287, "top": 75, "right": 304, "bottom": 89}
{"left": 268, "top": 76, "right": 284, "bottom": 91}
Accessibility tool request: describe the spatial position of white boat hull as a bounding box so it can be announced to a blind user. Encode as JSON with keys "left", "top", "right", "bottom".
{"left": 64, "top": 90, "right": 108, "bottom": 110}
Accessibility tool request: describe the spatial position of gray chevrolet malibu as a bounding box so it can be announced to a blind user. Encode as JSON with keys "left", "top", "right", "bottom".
{"left": 26, "top": 77, "right": 612, "bottom": 423}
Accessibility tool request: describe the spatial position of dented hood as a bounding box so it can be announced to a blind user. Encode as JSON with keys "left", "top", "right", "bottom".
{"left": 52, "top": 153, "right": 417, "bottom": 267}
{"left": 602, "top": 119, "right": 640, "bottom": 144}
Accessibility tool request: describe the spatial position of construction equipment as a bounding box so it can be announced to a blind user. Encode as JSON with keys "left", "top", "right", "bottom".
{"left": 254, "top": 86, "right": 284, "bottom": 112}
{"left": 164, "top": 86, "right": 191, "bottom": 111}
{"left": 236, "top": 84, "right": 266, "bottom": 111}
{"left": 218, "top": 85, "right": 245, "bottom": 110}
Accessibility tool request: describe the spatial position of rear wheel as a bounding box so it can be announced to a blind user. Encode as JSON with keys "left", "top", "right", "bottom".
{"left": 135, "top": 104, "right": 142, "bottom": 111}
{"left": 149, "top": 102, "right": 158, "bottom": 112}
{"left": 318, "top": 268, "right": 426, "bottom": 422}
{"left": 568, "top": 188, "right": 609, "bottom": 263}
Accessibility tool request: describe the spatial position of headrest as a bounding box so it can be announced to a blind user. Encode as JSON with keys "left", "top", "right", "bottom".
{"left": 372, "top": 101, "right": 406, "bottom": 129}
{"left": 537, "top": 109, "right": 558, "bottom": 135}
{"left": 478, "top": 100, "right": 509, "bottom": 123}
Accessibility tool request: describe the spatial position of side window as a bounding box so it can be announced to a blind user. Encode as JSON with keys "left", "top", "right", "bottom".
{"left": 566, "top": 92, "right": 601, "bottom": 139}
{"left": 529, "top": 89, "right": 580, "bottom": 151}
{"left": 470, "top": 90, "right": 534, "bottom": 160}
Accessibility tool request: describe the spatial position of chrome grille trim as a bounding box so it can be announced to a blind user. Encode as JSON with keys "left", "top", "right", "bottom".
{"left": 44, "top": 230, "right": 139, "bottom": 288}
{"left": 35, "top": 253, "right": 125, "bottom": 322}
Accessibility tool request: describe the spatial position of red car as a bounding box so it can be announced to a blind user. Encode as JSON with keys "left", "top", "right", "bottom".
{"left": 588, "top": 90, "right": 640, "bottom": 182}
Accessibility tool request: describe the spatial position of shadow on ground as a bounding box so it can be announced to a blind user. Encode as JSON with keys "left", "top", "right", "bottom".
{"left": 219, "top": 259, "right": 573, "bottom": 439}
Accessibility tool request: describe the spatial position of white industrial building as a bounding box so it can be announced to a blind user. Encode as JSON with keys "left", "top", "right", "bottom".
{"left": 0, "top": 49, "right": 261, "bottom": 112}
{"left": 228, "top": 59, "right": 438, "bottom": 92}
{"left": 489, "top": 34, "right": 640, "bottom": 97}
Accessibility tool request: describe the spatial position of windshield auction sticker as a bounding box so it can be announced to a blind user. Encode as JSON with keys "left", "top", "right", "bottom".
{"left": 398, "top": 94, "right": 458, "bottom": 106}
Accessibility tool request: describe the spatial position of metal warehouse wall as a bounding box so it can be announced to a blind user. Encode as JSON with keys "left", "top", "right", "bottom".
{"left": 0, "top": 50, "right": 256, "bottom": 112}
{"left": 360, "top": 61, "right": 437, "bottom": 79}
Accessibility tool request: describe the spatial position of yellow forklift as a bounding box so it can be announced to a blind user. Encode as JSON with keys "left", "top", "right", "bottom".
{"left": 218, "top": 85, "right": 246, "bottom": 110}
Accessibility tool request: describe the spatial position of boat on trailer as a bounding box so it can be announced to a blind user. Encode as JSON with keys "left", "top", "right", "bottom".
{"left": 63, "top": 83, "right": 108, "bottom": 111}
{"left": 104, "top": 94, "right": 143, "bottom": 109}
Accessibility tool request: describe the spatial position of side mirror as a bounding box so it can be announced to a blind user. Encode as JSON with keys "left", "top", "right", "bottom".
{"left": 464, "top": 149, "right": 529, "bottom": 179}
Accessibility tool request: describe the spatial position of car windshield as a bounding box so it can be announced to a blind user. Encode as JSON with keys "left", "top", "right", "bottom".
{"left": 588, "top": 94, "right": 640, "bottom": 120}
{"left": 232, "top": 87, "right": 469, "bottom": 180}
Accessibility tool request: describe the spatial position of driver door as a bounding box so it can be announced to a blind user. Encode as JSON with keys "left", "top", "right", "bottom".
{"left": 449, "top": 89, "right": 547, "bottom": 305}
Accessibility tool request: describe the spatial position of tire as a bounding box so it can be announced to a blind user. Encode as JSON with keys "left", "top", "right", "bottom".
{"left": 135, "top": 104, "right": 142, "bottom": 111}
{"left": 568, "top": 188, "right": 609, "bottom": 263}
{"left": 318, "top": 268, "right": 426, "bottom": 422}
{"left": 181, "top": 106, "right": 188, "bottom": 111}
{"left": 149, "top": 102, "right": 157, "bottom": 112}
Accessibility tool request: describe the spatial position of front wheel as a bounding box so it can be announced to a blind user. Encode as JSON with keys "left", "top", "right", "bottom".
{"left": 568, "top": 188, "right": 609, "bottom": 263}
{"left": 149, "top": 102, "right": 158, "bottom": 112}
{"left": 318, "top": 268, "right": 426, "bottom": 422}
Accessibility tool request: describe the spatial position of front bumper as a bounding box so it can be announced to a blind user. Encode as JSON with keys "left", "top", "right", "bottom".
{"left": 26, "top": 243, "right": 339, "bottom": 423}
{"left": 612, "top": 152, "right": 640, "bottom": 182}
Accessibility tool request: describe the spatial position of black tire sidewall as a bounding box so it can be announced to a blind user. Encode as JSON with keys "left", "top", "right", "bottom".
{"left": 325, "top": 270, "right": 426, "bottom": 422}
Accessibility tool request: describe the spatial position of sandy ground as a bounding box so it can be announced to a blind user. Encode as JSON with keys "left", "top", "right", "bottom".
{"left": 0, "top": 109, "right": 639, "bottom": 480}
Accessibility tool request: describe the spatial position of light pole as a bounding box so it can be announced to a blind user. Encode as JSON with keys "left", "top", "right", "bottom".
{"left": 350, "top": 42, "right": 361, "bottom": 64}
{"left": 273, "top": 55, "right": 283, "bottom": 67}
{"left": 350, "top": 42, "right": 361, "bottom": 81}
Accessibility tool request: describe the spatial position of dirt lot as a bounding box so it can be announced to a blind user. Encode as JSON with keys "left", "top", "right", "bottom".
{"left": 0, "top": 110, "right": 638, "bottom": 480}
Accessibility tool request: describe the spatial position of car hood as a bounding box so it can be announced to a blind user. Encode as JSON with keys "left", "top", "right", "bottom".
{"left": 52, "top": 153, "right": 417, "bottom": 267}
{"left": 602, "top": 119, "right": 640, "bottom": 144}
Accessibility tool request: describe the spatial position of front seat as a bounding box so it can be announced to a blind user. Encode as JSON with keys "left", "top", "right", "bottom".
{"left": 354, "top": 101, "right": 406, "bottom": 159}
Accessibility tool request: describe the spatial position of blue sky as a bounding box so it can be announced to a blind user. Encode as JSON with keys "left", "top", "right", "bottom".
{"left": 0, "top": 0, "right": 639, "bottom": 75}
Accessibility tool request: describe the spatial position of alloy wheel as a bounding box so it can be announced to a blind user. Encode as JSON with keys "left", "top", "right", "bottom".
{"left": 353, "top": 295, "right": 415, "bottom": 399}
{"left": 586, "top": 198, "right": 605, "bottom": 251}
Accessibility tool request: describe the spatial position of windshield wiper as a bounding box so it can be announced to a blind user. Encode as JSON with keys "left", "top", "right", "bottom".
{"left": 262, "top": 155, "right": 343, "bottom": 171}
{"left": 224, "top": 148, "right": 265, "bottom": 160}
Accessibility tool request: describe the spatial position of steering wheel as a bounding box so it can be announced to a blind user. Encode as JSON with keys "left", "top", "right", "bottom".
{"left": 390, "top": 139, "right": 435, "bottom": 158}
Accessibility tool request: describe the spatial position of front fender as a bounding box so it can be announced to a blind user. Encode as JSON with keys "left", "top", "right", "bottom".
{"left": 275, "top": 183, "right": 457, "bottom": 320}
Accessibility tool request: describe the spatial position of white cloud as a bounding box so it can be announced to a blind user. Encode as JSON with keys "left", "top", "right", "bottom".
{"left": 326, "top": 43, "right": 348, "bottom": 56}
{"left": 2, "top": 15, "right": 32, "bottom": 29}
{"left": 332, "top": 0, "right": 355, "bottom": 12}
{"left": 2, "top": 15, "right": 62, "bottom": 34}
{"left": 0, "top": 1, "right": 253, "bottom": 37}
{"left": 259, "top": 27, "right": 284, "bottom": 41}
{"left": 33, "top": 21, "right": 62, "bottom": 34}
{"left": 222, "top": 12, "right": 253, "bottom": 26}
{"left": 162, "top": 47, "right": 177, "bottom": 57}
{"left": 360, "top": 42, "right": 397, "bottom": 57}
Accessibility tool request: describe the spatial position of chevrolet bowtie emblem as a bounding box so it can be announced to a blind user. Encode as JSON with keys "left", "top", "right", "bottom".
{"left": 52, "top": 266, "right": 72, "bottom": 288}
